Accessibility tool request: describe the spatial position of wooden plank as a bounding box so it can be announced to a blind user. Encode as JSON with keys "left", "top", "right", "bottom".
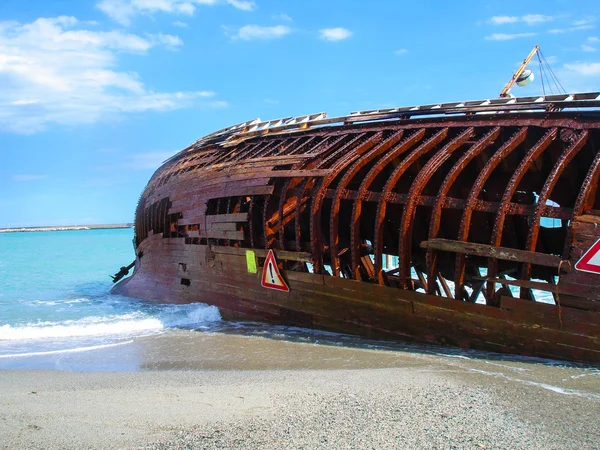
{"left": 202, "top": 230, "right": 244, "bottom": 240}
{"left": 208, "top": 154, "right": 313, "bottom": 171}
{"left": 262, "top": 169, "right": 332, "bottom": 178}
{"left": 475, "top": 276, "right": 565, "bottom": 293}
{"left": 500, "top": 296, "right": 600, "bottom": 325}
{"left": 211, "top": 222, "right": 237, "bottom": 231}
{"left": 206, "top": 213, "right": 248, "bottom": 223}
{"left": 421, "top": 238, "right": 563, "bottom": 268}
{"left": 209, "top": 245, "right": 313, "bottom": 263}
{"left": 573, "top": 214, "right": 600, "bottom": 224}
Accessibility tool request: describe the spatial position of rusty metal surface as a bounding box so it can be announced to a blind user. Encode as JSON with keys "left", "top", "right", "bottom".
{"left": 122, "top": 96, "right": 600, "bottom": 363}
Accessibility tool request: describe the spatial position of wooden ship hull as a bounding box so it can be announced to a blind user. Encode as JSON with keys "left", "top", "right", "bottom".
{"left": 113, "top": 93, "right": 600, "bottom": 364}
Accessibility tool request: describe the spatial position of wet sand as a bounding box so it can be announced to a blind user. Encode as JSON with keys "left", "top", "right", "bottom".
{"left": 1, "top": 330, "right": 599, "bottom": 449}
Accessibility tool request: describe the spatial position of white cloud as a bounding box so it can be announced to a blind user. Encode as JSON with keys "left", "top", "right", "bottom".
{"left": 485, "top": 32, "right": 536, "bottom": 41}
{"left": 12, "top": 174, "right": 47, "bottom": 182}
{"left": 521, "top": 14, "right": 553, "bottom": 25}
{"left": 153, "top": 33, "right": 184, "bottom": 48}
{"left": 225, "top": 0, "right": 256, "bottom": 11}
{"left": 97, "top": 0, "right": 253, "bottom": 26}
{"left": 488, "top": 14, "right": 553, "bottom": 25}
{"left": 319, "top": 27, "right": 352, "bottom": 41}
{"left": 563, "top": 62, "right": 600, "bottom": 76}
{"left": 581, "top": 44, "right": 596, "bottom": 52}
{"left": 589, "top": 36, "right": 599, "bottom": 42}
{"left": 233, "top": 24, "right": 292, "bottom": 40}
{"left": 172, "top": 21, "right": 188, "bottom": 27}
{"left": 273, "top": 13, "right": 292, "bottom": 22}
{"left": 489, "top": 16, "right": 519, "bottom": 25}
{"left": 394, "top": 48, "right": 408, "bottom": 55}
{"left": 0, "top": 16, "right": 222, "bottom": 133}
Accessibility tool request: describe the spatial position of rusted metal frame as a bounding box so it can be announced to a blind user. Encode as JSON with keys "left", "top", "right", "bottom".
{"left": 329, "top": 189, "right": 572, "bottom": 219}
{"left": 276, "top": 137, "right": 354, "bottom": 250}
{"left": 562, "top": 147, "right": 600, "bottom": 258}
{"left": 329, "top": 130, "right": 406, "bottom": 276}
{"left": 310, "top": 133, "right": 383, "bottom": 274}
{"left": 247, "top": 139, "right": 283, "bottom": 160}
{"left": 520, "top": 131, "right": 589, "bottom": 296}
{"left": 262, "top": 137, "right": 302, "bottom": 158}
{"left": 486, "top": 128, "right": 558, "bottom": 304}
{"left": 287, "top": 136, "right": 318, "bottom": 155}
{"left": 262, "top": 193, "right": 272, "bottom": 249}
{"left": 294, "top": 179, "right": 311, "bottom": 252}
{"left": 318, "top": 134, "right": 367, "bottom": 169}
{"left": 425, "top": 127, "right": 501, "bottom": 294}
{"left": 233, "top": 140, "right": 271, "bottom": 161}
{"left": 291, "top": 136, "right": 350, "bottom": 253}
{"left": 397, "top": 127, "right": 476, "bottom": 288}
{"left": 274, "top": 156, "right": 321, "bottom": 251}
{"left": 373, "top": 129, "right": 449, "bottom": 279}
{"left": 248, "top": 196, "right": 255, "bottom": 248}
{"left": 453, "top": 127, "right": 529, "bottom": 300}
{"left": 309, "top": 135, "right": 349, "bottom": 163}
{"left": 277, "top": 179, "right": 295, "bottom": 251}
{"left": 210, "top": 142, "right": 254, "bottom": 166}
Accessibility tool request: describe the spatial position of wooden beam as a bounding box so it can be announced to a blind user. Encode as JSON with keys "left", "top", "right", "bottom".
{"left": 421, "top": 238, "right": 565, "bottom": 269}
{"left": 209, "top": 245, "right": 313, "bottom": 263}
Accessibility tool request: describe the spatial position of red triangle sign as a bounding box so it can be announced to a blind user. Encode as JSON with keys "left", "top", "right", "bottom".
{"left": 261, "top": 250, "right": 290, "bottom": 292}
{"left": 575, "top": 238, "right": 600, "bottom": 274}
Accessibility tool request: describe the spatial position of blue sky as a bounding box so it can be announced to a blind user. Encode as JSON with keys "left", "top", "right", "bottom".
{"left": 0, "top": 0, "right": 599, "bottom": 227}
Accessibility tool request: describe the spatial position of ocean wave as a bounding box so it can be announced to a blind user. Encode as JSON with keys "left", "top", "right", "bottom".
{"left": 0, "top": 303, "right": 221, "bottom": 341}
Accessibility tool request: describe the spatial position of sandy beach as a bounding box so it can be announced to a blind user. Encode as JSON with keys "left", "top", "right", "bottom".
{"left": 1, "top": 330, "right": 599, "bottom": 449}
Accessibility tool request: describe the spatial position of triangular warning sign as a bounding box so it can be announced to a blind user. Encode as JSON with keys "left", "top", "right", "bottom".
{"left": 575, "top": 238, "right": 600, "bottom": 274}
{"left": 261, "top": 249, "right": 290, "bottom": 292}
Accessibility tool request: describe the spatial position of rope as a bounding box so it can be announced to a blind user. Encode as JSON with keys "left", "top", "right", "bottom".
{"left": 537, "top": 52, "right": 546, "bottom": 97}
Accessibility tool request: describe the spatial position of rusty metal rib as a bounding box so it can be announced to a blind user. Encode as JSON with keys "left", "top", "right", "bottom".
{"left": 212, "top": 141, "right": 257, "bottom": 165}
{"left": 486, "top": 127, "right": 558, "bottom": 304}
{"left": 373, "top": 129, "right": 449, "bottom": 278}
{"left": 397, "top": 127, "right": 475, "bottom": 288}
{"left": 329, "top": 130, "right": 405, "bottom": 276}
{"left": 265, "top": 137, "right": 303, "bottom": 158}
{"left": 293, "top": 136, "right": 348, "bottom": 253}
{"left": 425, "top": 127, "right": 501, "bottom": 294}
{"left": 248, "top": 195, "right": 255, "bottom": 248}
{"left": 248, "top": 139, "right": 283, "bottom": 159}
{"left": 288, "top": 136, "right": 319, "bottom": 155}
{"left": 310, "top": 133, "right": 383, "bottom": 273}
{"left": 453, "top": 127, "right": 528, "bottom": 299}
{"left": 349, "top": 129, "right": 427, "bottom": 274}
{"left": 563, "top": 148, "right": 600, "bottom": 258}
{"left": 519, "top": 130, "right": 589, "bottom": 293}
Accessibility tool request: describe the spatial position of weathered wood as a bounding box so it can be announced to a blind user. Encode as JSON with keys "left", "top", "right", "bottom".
{"left": 206, "top": 213, "right": 249, "bottom": 223}
{"left": 210, "top": 222, "right": 238, "bottom": 231}
{"left": 209, "top": 245, "right": 313, "bottom": 263}
{"left": 421, "top": 239, "right": 564, "bottom": 269}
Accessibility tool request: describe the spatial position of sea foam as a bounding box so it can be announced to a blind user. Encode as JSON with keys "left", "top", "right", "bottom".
{"left": 0, "top": 303, "right": 221, "bottom": 341}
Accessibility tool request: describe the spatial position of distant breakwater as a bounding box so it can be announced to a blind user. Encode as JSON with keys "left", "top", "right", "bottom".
{"left": 0, "top": 224, "right": 133, "bottom": 233}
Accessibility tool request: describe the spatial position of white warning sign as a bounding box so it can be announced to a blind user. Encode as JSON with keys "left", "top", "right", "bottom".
{"left": 261, "top": 249, "right": 290, "bottom": 292}
{"left": 575, "top": 238, "right": 600, "bottom": 274}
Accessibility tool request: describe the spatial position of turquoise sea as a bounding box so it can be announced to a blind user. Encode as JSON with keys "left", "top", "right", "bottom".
{"left": 0, "top": 229, "right": 222, "bottom": 361}
{"left": 0, "top": 228, "right": 575, "bottom": 373}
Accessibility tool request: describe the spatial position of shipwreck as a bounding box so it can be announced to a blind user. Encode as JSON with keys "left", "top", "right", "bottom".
{"left": 113, "top": 48, "right": 600, "bottom": 363}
